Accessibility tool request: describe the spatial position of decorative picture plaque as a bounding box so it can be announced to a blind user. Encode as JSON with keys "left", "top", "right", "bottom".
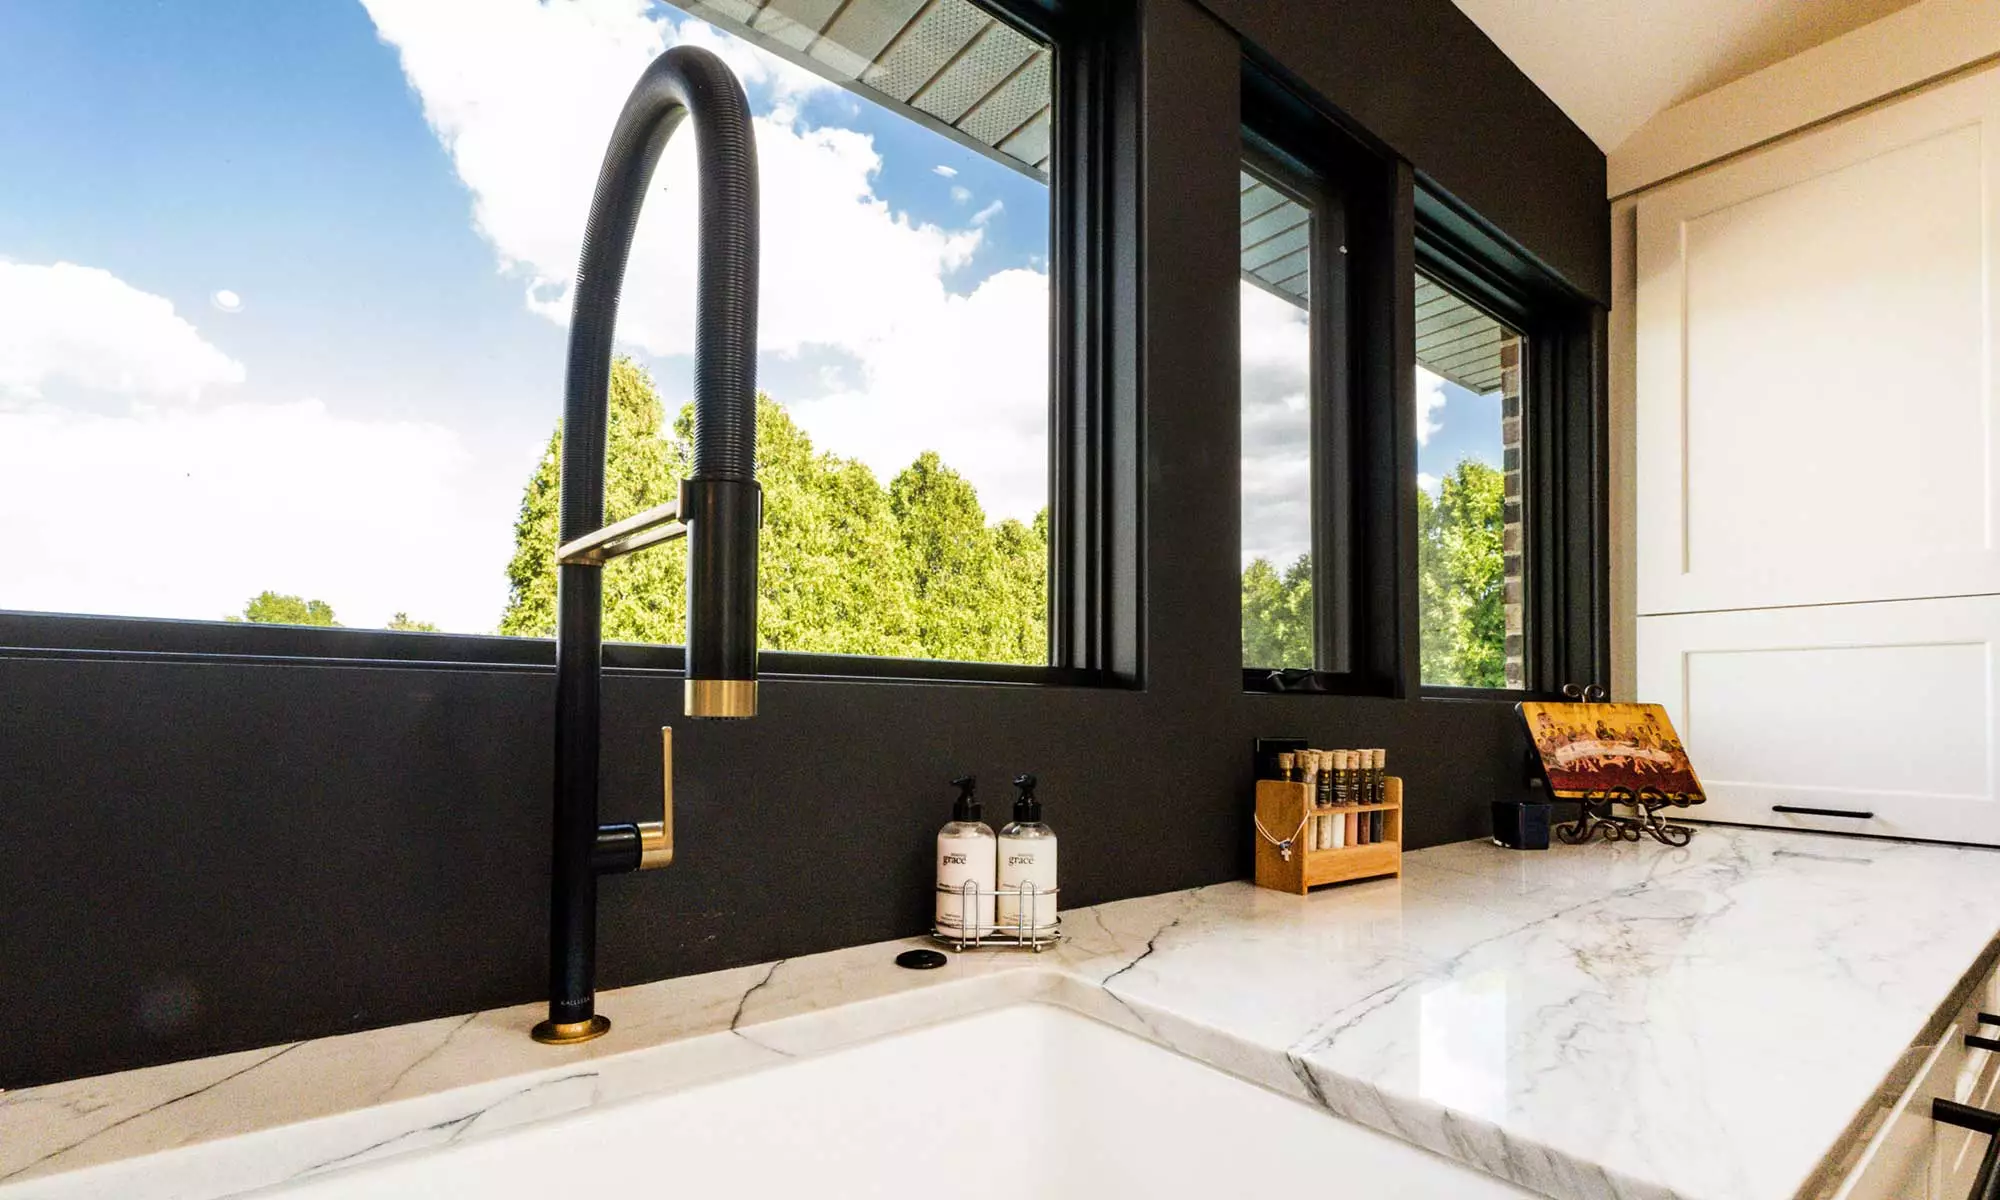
{"left": 1517, "top": 701, "right": 1705, "bottom": 845}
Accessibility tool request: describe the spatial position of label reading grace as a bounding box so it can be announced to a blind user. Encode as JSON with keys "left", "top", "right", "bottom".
{"left": 936, "top": 831, "right": 995, "bottom": 933}
{"left": 996, "top": 838, "right": 1057, "bottom": 933}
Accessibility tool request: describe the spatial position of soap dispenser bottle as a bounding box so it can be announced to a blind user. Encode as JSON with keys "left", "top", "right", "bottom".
{"left": 997, "top": 774, "right": 1058, "bottom": 935}
{"left": 936, "top": 776, "right": 996, "bottom": 936}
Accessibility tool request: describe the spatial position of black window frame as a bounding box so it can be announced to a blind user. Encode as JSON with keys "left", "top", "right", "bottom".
{"left": 1235, "top": 144, "right": 1345, "bottom": 677}
{"left": 1414, "top": 189, "right": 1606, "bottom": 702}
{"left": 1408, "top": 252, "right": 1534, "bottom": 697}
{"left": 0, "top": 0, "right": 1131, "bottom": 692}
{"left": 1237, "top": 70, "right": 1403, "bottom": 699}
{"left": 1234, "top": 67, "right": 1606, "bottom": 703}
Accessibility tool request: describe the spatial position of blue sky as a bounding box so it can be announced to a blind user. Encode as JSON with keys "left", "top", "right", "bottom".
{"left": 1418, "top": 370, "right": 1506, "bottom": 490}
{"left": 0, "top": 0, "right": 1051, "bottom": 633}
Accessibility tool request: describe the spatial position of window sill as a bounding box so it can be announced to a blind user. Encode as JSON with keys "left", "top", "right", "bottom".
{"left": 1240, "top": 667, "right": 1391, "bottom": 698}
{"left": 1419, "top": 685, "right": 1556, "bottom": 703}
{"left": 0, "top": 611, "right": 1105, "bottom": 689}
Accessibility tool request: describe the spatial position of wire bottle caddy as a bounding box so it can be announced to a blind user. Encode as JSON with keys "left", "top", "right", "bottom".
{"left": 932, "top": 879, "right": 1062, "bottom": 952}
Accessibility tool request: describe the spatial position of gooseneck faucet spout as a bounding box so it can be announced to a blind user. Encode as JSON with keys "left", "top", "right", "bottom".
{"left": 532, "top": 45, "right": 761, "bottom": 1046}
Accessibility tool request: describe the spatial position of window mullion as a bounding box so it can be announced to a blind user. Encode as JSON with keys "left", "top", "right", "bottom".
{"left": 1310, "top": 190, "right": 1351, "bottom": 675}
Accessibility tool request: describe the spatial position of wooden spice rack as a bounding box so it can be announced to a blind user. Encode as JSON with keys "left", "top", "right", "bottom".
{"left": 1253, "top": 776, "right": 1402, "bottom": 894}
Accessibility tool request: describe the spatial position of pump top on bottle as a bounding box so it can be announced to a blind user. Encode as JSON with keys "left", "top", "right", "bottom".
{"left": 952, "top": 775, "right": 981, "bottom": 821}
{"left": 1010, "top": 773, "right": 1042, "bottom": 822}
{"left": 997, "top": 773, "right": 1058, "bottom": 934}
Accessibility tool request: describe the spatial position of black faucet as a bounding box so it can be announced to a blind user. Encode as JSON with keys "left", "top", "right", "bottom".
{"left": 531, "top": 45, "right": 761, "bottom": 1046}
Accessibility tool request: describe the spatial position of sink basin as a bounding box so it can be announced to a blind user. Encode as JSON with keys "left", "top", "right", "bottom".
{"left": 261, "top": 1004, "right": 1532, "bottom": 1198}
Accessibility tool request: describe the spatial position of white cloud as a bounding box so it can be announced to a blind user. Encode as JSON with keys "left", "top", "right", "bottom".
{"left": 1416, "top": 366, "right": 1447, "bottom": 446}
{"left": 0, "top": 400, "right": 514, "bottom": 631}
{"left": 361, "top": 0, "right": 1049, "bottom": 520}
{"left": 804, "top": 267, "right": 1047, "bottom": 522}
{"left": 1239, "top": 283, "right": 1311, "bottom": 568}
{"left": 1418, "top": 471, "right": 1439, "bottom": 494}
{"left": 933, "top": 164, "right": 957, "bottom": 178}
{"left": 210, "top": 288, "right": 244, "bottom": 313}
{"left": 971, "top": 199, "right": 1003, "bottom": 226}
{"left": 0, "top": 261, "right": 245, "bottom": 402}
{"left": 950, "top": 185, "right": 972, "bottom": 204}
{"left": 0, "top": 261, "right": 521, "bottom": 632}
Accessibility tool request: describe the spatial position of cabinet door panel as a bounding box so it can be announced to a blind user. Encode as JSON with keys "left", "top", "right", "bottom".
{"left": 1636, "top": 67, "right": 2000, "bottom": 615}
{"left": 1637, "top": 598, "right": 2000, "bottom": 846}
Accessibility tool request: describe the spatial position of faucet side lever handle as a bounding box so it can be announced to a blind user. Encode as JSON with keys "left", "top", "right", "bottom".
{"left": 638, "top": 726, "right": 674, "bottom": 869}
{"left": 589, "top": 726, "right": 674, "bottom": 874}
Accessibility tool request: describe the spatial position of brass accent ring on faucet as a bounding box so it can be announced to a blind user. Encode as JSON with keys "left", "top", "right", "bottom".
{"left": 530, "top": 1015, "right": 611, "bottom": 1045}
{"left": 686, "top": 679, "right": 757, "bottom": 718}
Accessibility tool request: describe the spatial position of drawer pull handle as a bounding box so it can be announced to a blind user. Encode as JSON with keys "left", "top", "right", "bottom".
{"left": 1981, "top": 1012, "right": 2000, "bottom": 1026}
{"left": 1770, "top": 805, "right": 1875, "bottom": 820}
{"left": 1933, "top": 1099, "right": 2000, "bottom": 1200}
{"left": 1969, "top": 1034, "right": 2000, "bottom": 1053}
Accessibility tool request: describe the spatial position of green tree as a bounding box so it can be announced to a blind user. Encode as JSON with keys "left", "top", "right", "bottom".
{"left": 1240, "top": 554, "right": 1312, "bottom": 668}
{"left": 1417, "top": 459, "right": 1506, "bottom": 687}
{"left": 234, "top": 591, "right": 338, "bottom": 627}
{"left": 1239, "top": 459, "right": 1505, "bottom": 681}
{"left": 739, "top": 394, "right": 922, "bottom": 656}
{"left": 387, "top": 613, "right": 439, "bottom": 632}
{"left": 889, "top": 451, "right": 1036, "bottom": 662}
{"left": 987, "top": 511, "right": 1049, "bottom": 665}
{"left": 500, "top": 358, "right": 1046, "bottom": 664}
{"left": 502, "top": 358, "right": 681, "bottom": 641}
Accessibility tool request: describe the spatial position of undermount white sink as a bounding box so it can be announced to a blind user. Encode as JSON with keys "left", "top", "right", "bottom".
{"left": 258, "top": 1004, "right": 1532, "bottom": 1199}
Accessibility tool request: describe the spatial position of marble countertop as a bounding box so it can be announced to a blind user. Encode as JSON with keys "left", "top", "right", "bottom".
{"left": 6, "top": 826, "right": 2000, "bottom": 1200}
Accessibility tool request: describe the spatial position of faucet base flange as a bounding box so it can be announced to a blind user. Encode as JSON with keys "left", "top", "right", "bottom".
{"left": 531, "top": 1015, "right": 611, "bottom": 1045}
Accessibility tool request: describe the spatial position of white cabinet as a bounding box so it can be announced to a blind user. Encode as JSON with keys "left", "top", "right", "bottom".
{"left": 1636, "top": 597, "right": 2000, "bottom": 847}
{"left": 1636, "top": 65, "right": 2000, "bottom": 617}
{"left": 1631, "top": 62, "right": 2000, "bottom": 845}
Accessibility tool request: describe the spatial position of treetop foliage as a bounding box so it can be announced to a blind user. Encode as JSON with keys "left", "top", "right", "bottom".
{"left": 236, "top": 359, "right": 1504, "bottom": 681}
{"left": 1239, "top": 457, "right": 1507, "bottom": 687}
{"left": 233, "top": 591, "right": 339, "bottom": 627}
{"left": 500, "top": 358, "right": 1048, "bottom": 664}
{"left": 1416, "top": 459, "right": 1506, "bottom": 688}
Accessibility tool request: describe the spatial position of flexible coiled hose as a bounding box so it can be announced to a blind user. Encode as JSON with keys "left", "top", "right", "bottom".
{"left": 559, "top": 44, "right": 760, "bottom": 544}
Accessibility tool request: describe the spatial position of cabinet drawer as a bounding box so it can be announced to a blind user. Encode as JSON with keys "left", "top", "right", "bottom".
{"left": 1835, "top": 960, "right": 2000, "bottom": 1199}
{"left": 1935, "top": 992, "right": 2000, "bottom": 1198}
{"left": 1636, "top": 601, "right": 2000, "bottom": 848}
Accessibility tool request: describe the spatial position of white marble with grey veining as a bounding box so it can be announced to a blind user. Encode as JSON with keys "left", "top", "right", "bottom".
{"left": 4, "top": 826, "right": 1998, "bottom": 1200}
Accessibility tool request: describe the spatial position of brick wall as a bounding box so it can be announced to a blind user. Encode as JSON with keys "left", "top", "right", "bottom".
{"left": 1499, "top": 335, "right": 1525, "bottom": 689}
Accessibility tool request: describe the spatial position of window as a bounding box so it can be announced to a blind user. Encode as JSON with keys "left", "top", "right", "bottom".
{"left": 0, "top": 0, "right": 1052, "bottom": 666}
{"left": 1414, "top": 272, "right": 1525, "bottom": 689}
{"left": 1238, "top": 161, "right": 1318, "bottom": 671}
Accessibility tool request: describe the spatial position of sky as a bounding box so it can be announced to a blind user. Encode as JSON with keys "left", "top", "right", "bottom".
{"left": 0, "top": 0, "right": 1050, "bottom": 633}
{"left": 1238, "top": 276, "right": 1506, "bottom": 570}
{"left": 0, "top": 0, "right": 1498, "bottom": 630}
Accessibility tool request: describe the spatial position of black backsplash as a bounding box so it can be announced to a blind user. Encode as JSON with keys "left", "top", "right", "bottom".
{"left": 0, "top": 656, "right": 1540, "bottom": 1086}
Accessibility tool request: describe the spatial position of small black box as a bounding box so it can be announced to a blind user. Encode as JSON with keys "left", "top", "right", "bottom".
{"left": 1491, "top": 801, "right": 1551, "bottom": 850}
{"left": 1254, "top": 736, "right": 1308, "bottom": 781}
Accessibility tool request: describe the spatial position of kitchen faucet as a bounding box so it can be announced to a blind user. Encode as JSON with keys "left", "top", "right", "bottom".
{"left": 531, "top": 45, "right": 761, "bottom": 1046}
